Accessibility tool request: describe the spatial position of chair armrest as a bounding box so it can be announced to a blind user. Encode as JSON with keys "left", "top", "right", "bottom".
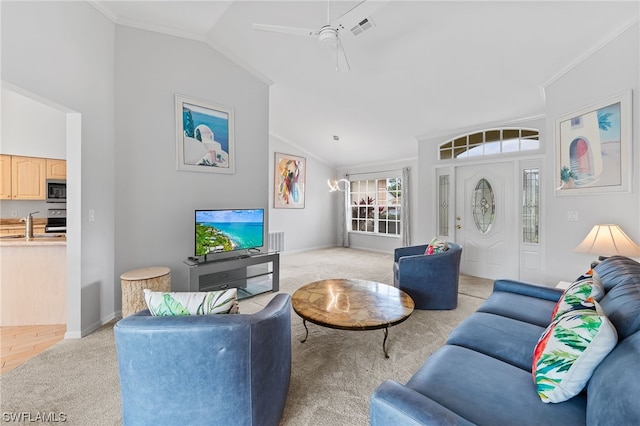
{"left": 493, "top": 279, "right": 563, "bottom": 302}
{"left": 370, "top": 381, "right": 475, "bottom": 426}
{"left": 394, "top": 245, "right": 429, "bottom": 262}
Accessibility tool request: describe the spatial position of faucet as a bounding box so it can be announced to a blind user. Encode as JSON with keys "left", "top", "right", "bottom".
{"left": 20, "top": 211, "right": 39, "bottom": 240}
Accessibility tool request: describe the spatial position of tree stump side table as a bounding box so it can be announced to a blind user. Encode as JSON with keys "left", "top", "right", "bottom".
{"left": 121, "top": 266, "right": 171, "bottom": 317}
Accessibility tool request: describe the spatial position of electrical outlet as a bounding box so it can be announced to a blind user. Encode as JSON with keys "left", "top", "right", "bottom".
{"left": 567, "top": 211, "right": 578, "bottom": 222}
{"left": 88, "top": 209, "right": 95, "bottom": 222}
{"left": 11, "top": 211, "right": 18, "bottom": 217}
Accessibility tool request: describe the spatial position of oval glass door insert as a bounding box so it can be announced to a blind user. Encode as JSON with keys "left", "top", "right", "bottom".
{"left": 472, "top": 178, "right": 495, "bottom": 234}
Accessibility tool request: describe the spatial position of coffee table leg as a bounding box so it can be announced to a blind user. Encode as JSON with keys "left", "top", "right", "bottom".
{"left": 301, "top": 319, "right": 309, "bottom": 343}
{"left": 382, "top": 327, "right": 390, "bottom": 359}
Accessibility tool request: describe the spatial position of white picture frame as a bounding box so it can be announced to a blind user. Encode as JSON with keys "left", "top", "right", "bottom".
{"left": 555, "top": 90, "right": 632, "bottom": 195}
{"left": 175, "top": 94, "right": 235, "bottom": 174}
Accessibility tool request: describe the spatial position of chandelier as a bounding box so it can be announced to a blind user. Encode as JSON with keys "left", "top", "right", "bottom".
{"left": 327, "top": 135, "right": 349, "bottom": 192}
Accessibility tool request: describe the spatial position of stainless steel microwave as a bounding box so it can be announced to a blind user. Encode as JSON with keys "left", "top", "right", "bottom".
{"left": 46, "top": 179, "right": 66, "bottom": 203}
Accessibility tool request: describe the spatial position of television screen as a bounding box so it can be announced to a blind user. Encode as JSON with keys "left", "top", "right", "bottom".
{"left": 195, "top": 209, "right": 264, "bottom": 256}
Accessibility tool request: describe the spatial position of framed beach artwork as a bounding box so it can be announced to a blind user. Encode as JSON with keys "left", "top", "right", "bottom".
{"left": 555, "top": 91, "right": 632, "bottom": 196}
{"left": 175, "top": 94, "right": 235, "bottom": 174}
{"left": 274, "top": 152, "right": 306, "bottom": 209}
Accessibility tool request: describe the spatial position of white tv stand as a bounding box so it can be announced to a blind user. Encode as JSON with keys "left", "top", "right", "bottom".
{"left": 186, "top": 252, "right": 279, "bottom": 300}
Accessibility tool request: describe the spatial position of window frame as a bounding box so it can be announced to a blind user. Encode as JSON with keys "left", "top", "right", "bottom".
{"left": 439, "top": 128, "right": 540, "bottom": 160}
{"left": 348, "top": 176, "right": 403, "bottom": 237}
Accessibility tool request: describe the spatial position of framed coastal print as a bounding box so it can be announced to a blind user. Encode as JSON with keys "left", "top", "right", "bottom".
{"left": 274, "top": 152, "right": 306, "bottom": 209}
{"left": 555, "top": 91, "right": 632, "bottom": 195}
{"left": 175, "top": 94, "right": 235, "bottom": 174}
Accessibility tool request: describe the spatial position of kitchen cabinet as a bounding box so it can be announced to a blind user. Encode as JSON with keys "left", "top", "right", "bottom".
{"left": 11, "top": 156, "right": 46, "bottom": 200}
{"left": 0, "top": 154, "right": 11, "bottom": 199}
{"left": 0, "top": 155, "right": 65, "bottom": 200}
{"left": 46, "top": 158, "right": 67, "bottom": 179}
{"left": 11, "top": 156, "right": 47, "bottom": 200}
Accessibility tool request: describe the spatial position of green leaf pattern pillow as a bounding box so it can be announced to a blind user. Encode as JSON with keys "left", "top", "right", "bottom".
{"left": 532, "top": 300, "right": 617, "bottom": 403}
{"left": 550, "top": 276, "right": 605, "bottom": 322}
{"left": 144, "top": 289, "right": 239, "bottom": 316}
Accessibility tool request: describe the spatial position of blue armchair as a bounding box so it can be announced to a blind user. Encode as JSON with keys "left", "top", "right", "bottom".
{"left": 114, "top": 293, "right": 291, "bottom": 426}
{"left": 393, "top": 242, "right": 463, "bottom": 310}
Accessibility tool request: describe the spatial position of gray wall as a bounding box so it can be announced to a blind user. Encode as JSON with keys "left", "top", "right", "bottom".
{"left": 543, "top": 22, "right": 640, "bottom": 284}
{"left": 114, "top": 26, "right": 270, "bottom": 295}
{"left": 416, "top": 22, "right": 639, "bottom": 286}
{"left": 269, "top": 134, "right": 337, "bottom": 252}
{"left": 2, "top": 1, "right": 115, "bottom": 336}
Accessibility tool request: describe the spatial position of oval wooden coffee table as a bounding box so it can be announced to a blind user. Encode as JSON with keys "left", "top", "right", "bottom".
{"left": 291, "top": 278, "right": 415, "bottom": 358}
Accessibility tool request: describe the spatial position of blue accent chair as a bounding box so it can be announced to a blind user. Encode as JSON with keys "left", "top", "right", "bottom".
{"left": 114, "top": 293, "right": 291, "bottom": 426}
{"left": 393, "top": 242, "right": 463, "bottom": 310}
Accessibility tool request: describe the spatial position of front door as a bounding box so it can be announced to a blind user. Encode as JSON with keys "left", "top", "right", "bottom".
{"left": 455, "top": 162, "right": 519, "bottom": 280}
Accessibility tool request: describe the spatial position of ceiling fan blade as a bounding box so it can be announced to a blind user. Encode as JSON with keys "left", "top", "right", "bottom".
{"left": 331, "top": 0, "right": 388, "bottom": 31}
{"left": 252, "top": 23, "right": 318, "bottom": 37}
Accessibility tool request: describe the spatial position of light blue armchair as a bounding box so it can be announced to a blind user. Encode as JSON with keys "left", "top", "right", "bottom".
{"left": 114, "top": 293, "right": 291, "bottom": 426}
{"left": 393, "top": 242, "right": 463, "bottom": 310}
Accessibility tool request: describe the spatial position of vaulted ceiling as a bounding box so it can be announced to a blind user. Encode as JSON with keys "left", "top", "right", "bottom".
{"left": 91, "top": 1, "right": 639, "bottom": 168}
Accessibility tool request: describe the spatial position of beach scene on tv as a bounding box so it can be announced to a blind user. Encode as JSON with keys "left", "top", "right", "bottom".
{"left": 195, "top": 209, "right": 264, "bottom": 256}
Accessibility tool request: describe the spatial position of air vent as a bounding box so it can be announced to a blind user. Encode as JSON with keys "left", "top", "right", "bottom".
{"left": 350, "top": 18, "right": 374, "bottom": 36}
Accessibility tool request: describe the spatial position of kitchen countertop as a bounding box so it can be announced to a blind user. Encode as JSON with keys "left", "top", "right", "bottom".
{"left": 0, "top": 234, "right": 66, "bottom": 246}
{"left": 0, "top": 218, "right": 48, "bottom": 226}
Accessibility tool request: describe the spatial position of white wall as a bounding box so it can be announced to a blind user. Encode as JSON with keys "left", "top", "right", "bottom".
{"left": 2, "top": 1, "right": 116, "bottom": 336}
{"left": 114, "top": 26, "right": 270, "bottom": 294}
{"left": 1, "top": 87, "right": 67, "bottom": 159}
{"left": 0, "top": 85, "right": 69, "bottom": 219}
{"left": 269, "top": 134, "right": 337, "bottom": 252}
{"left": 543, "top": 22, "right": 640, "bottom": 284}
{"left": 416, "top": 22, "right": 639, "bottom": 286}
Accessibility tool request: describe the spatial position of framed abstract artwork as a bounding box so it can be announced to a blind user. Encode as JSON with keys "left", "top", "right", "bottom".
{"left": 555, "top": 91, "right": 632, "bottom": 195}
{"left": 274, "top": 152, "right": 306, "bottom": 209}
{"left": 175, "top": 94, "right": 235, "bottom": 174}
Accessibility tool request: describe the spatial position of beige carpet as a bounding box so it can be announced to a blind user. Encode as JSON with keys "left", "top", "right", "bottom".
{"left": 0, "top": 247, "right": 493, "bottom": 425}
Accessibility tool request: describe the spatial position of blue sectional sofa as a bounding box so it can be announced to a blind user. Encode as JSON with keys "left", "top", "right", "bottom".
{"left": 370, "top": 256, "right": 640, "bottom": 425}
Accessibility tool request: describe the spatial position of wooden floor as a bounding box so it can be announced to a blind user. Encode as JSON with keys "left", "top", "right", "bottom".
{"left": 0, "top": 324, "right": 66, "bottom": 374}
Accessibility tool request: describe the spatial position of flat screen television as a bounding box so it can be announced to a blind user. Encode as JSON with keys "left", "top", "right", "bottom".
{"left": 195, "top": 208, "right": 264, "bottom": 257}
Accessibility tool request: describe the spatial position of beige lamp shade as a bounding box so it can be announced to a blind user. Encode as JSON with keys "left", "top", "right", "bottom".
{"left": 575, "top": 224, "right": 640, "bottom": 257}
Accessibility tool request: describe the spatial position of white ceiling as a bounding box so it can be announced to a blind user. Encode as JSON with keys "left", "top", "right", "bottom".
{"left": 91, "top": 1, "right": 639, "bottom": 168}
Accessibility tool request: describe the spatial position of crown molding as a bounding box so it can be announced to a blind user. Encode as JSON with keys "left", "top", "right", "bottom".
{"left": 541, "top": 16, "right": 639, "bottom": 88}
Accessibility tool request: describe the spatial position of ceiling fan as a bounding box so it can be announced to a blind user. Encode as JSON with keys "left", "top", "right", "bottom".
{"left": 252, "top": 0, "right": 382, "bottom": 72}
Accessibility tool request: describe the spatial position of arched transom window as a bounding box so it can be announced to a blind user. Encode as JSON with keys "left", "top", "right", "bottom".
{"left": 439, "top": 128, "right": 539, "bottom": 160}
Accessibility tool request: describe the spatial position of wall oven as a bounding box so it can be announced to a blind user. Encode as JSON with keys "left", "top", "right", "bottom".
{"left": 46, "top": 208, "right": 66, "bottom": 233}
{"left": 46, "top": 179, "right": 66, "bottom": 203}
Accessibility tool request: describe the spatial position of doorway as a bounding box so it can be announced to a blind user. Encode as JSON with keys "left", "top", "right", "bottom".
{"left": 455, "top": 162, "right": 519, "bottom": 280}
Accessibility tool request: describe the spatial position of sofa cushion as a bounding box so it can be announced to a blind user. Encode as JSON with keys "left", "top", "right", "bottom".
{"left": 587, "top": 331, "right": 640, "bottom": 425}
{"left": 477, "top": 291, "right": 557, "bottom": 327}
{"left": 447, "top": 312, "right": 545, "bottom": 371}
{"left": 532, "top": 302, "right": 617, "bottom": 403}
{"left": 406, "top": 345, "right": 587, "bottom": 426}
{"left": 593, "top": 255, "right": 640, "bottom": 291}
{"left": 144, "top": 289, "right": 239, "bottom": 316}
{"left": 551, "top": 276, "right": 605, "bottom": 322}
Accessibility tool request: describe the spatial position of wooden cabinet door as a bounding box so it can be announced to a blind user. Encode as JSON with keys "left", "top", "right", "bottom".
{"left": 0, "top": 155, "right": 11, "bottom": 199}
{"left": 46, "top": 159, "right": 67, "bottom": 179}
{"left": 11, "top": 156, "right": 46, "bottom": 200}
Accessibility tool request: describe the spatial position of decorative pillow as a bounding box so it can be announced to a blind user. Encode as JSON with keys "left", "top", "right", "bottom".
{"left": 550, "top": 272, "right": 605, "bottom": 322}
{"left": 144, "top": 289, "right": 239, "bottom": 316}
{"left": 532, "top": 300, "right": 617, "bottom": 403}
{"left": 425, "top": 237, "right": 449, "bottom": 255}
